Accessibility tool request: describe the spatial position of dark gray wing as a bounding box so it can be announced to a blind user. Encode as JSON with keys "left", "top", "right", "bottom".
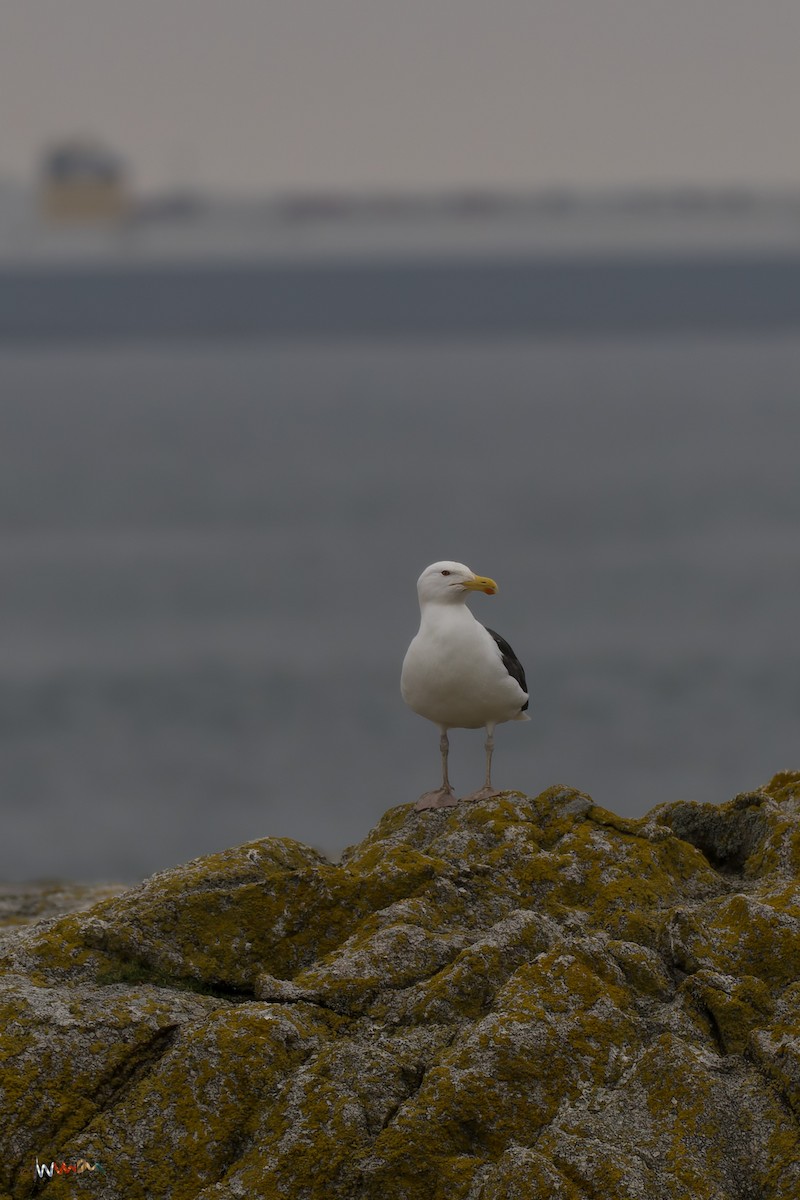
{"left": 484, "top": 626, "right": 529, "bottom": 711}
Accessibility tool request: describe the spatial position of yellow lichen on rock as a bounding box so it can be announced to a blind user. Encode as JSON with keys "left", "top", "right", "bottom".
{"left": 2, "top": 775, "right": 800, "bottom": 1199}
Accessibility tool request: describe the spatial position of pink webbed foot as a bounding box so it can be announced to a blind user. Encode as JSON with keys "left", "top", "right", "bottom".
{"left": 461, "top": 786, "right": 502, "bottom": 803}
{"left": 414, "top": 787, "right": 458, "bottom": 811}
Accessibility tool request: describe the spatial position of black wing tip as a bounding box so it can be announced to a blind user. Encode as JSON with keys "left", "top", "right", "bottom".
{"left": 484, "top": 625, "right": 528, "bottom": 697}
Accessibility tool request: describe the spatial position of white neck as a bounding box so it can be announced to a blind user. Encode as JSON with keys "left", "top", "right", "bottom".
{"left": 419, "top": 596, "right": 476, "bottom": 632}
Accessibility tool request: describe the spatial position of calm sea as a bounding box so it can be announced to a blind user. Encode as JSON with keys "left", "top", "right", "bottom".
{"left": 0, "top": 255, "right": 798, "bottom": 880}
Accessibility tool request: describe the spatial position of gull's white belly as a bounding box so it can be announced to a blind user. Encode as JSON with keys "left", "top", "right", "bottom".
{"left": 401, "top": 626, "right": 525, "bottom": 729}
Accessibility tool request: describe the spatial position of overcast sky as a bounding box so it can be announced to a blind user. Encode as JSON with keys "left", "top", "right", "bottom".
{"left": 1, "top": 0, "right": 799, "bottom": 195}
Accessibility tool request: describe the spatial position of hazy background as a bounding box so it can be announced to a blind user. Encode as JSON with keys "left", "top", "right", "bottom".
{"left": 0, "top": 2, "right": 799, "bottom": 881}
{"left": 2, "top": 0, "right": 800, "bottom": 193}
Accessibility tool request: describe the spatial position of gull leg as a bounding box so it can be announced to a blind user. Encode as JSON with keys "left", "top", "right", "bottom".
{"left": 415, "top": 729, "right": 458, "bottom": 810}
{"left": 463, "top": 724, "right": 501, "bottom": 803}
{"left": 441, "top": 730, "right": 452, "bottom": 790}
{"left": 484, "top": 729, "right": 494, "bottom": 789}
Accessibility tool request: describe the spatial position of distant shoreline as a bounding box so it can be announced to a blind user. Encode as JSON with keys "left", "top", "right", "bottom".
{"left": 2, "top": 252, "right": 800, "bottom": 341}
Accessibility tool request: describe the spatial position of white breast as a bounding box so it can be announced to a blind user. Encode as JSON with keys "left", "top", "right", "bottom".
{"left": 401, "top": 606, "right": 527, "bottom": 730}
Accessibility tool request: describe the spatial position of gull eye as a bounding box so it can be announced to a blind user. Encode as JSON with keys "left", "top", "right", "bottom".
{"left": 441, "top": 570, "right": 451, "bottom": 576}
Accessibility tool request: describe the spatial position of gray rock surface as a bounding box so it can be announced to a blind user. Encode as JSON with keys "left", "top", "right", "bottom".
{"left": 1, "top": 772, "right": 799, "bottom": 1199}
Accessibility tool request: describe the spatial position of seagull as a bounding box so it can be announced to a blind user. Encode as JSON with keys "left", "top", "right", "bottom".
{"left": 401, "top": 560, "right": 529, "bottom": 810}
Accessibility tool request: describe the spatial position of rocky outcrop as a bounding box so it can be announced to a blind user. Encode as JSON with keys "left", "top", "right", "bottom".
{"left": 2, "top": 772, "right": 800, "bottom": 1199}
{"left": 0, "top": 884, "right": 127, "bottom": 943}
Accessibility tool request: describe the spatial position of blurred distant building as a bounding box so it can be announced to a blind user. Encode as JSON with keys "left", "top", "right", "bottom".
{"left": 39, "top": 139, "right": 130, "bottom": 223}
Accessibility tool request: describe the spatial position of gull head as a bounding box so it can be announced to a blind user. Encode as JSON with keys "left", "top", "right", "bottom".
{"left": 416, "top": 560, "right": 498, "bottom": 606}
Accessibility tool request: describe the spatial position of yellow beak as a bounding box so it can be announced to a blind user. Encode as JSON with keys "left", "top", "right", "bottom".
{"left": 462, "top": 574, "right": 498, "bottom": 596}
